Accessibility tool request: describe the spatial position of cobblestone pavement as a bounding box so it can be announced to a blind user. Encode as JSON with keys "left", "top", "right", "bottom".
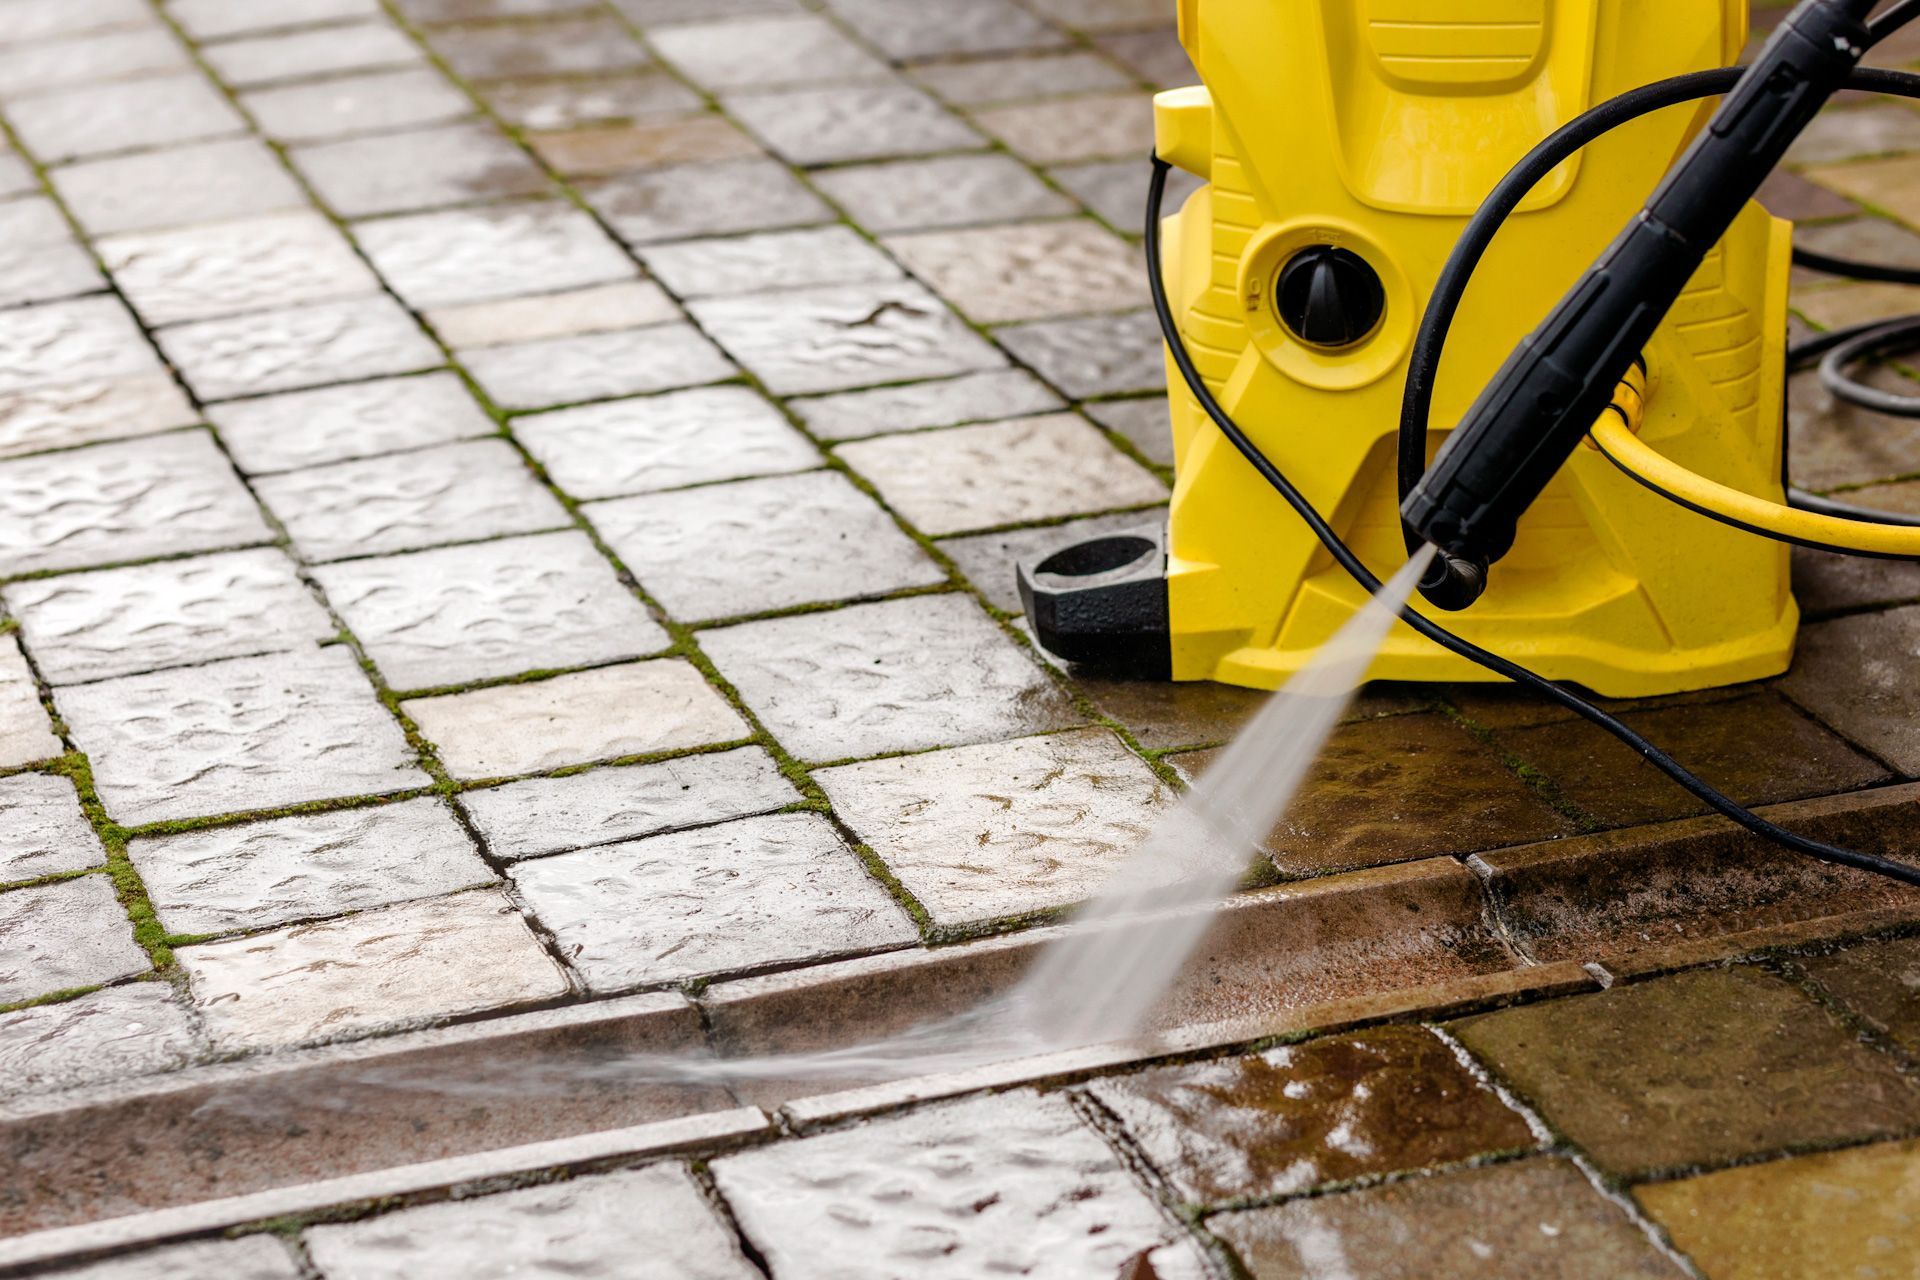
{"left": 1, "top": 0, "right": 1919, "bottom": 1276}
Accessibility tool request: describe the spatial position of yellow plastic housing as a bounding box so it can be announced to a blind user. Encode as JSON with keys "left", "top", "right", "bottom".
{"left": 1159, "top": 0, "right": 1795, "bottom": 698}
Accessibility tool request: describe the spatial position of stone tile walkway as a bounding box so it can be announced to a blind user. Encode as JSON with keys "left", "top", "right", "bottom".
{"left": 0, "top": 0, "right": 1917, "bottom": 1276}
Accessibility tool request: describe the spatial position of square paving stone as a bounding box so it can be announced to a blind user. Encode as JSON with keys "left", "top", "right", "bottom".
{"left": 253, "top": 438, "right": 570, "bottom": 562}
{"left": 171, "top": 0, "right": 380, "bottom": 39}
{"left": 824, "top": 0, "right": 1067, "bottom": 60}
{"left": 353, "top": 199, "right": 636, "bottom": 310}
{"left": 652, "top": 16, "right": 888, "bottom": 92}
{"left": 838, "top": 413, "right": 1167, "bottom": 536}
{"left": 0, "top": 772, "right": 103, "bottom": 881}
{"left": 6, "top": 73, "right": 246, "bottom": 163}
{"left": 0, "top": 983, "right": 196, "bottom": 1100}
{"left": 640, "top": 226, "right": 900, "bottom": 299}
{"left": 42, "top": 1239, "right": 299, "bottom": 1280}
{"left": 690, "top": 280, "right": 1004, "bottom": 396}
{"left": 913, "top": 51, "right": 1132, "bottom": 106}
{"left": 974, "top": 91, "right": 1157, "bottom": 165}
{"left": 794, "top": 369, "right": 1065, "bottom": 441}
{"left": 4, "top": 548, "right": 335, "bottom": 686}
{"left": 1781, "top": 604, "right": 1920, "bottom": 774}
{"left": 887, "top": 219, "right": 1144, "bottom": 324}
{"left": 0, "top": 431, "right": 271, "bottom": 577}
{"left": 130, "top": 797, "right": 494, "bottom": 935}
{"left": 511, "top": 811, "right": 915, "bottom": 990}
{"left": 304, "top": 1165, "right": 759, "bottom": 1280}
{"left": 589, "top": 470, "right": 944, "bottom": 623}
{"left": 513, "top": 385, "right": 817, "bottom": 500}
{"left": 178, "top": 889, "right": 568, "bottom": 1051}
{"left": 0, "top": 633, "right": 60, "bottom": 768}
{"left": 426, "top": 15, "right": 647, "bottom": 82}
{"left": 527, "top": 116, "right": 761, "bottom": 178}
{"left": 403, "top": 658, "right": 748, "bottom": 780}
{"left": 0, "top": 27, "right": 192, "bottom": 100}
{"left": 1635, "top": 1136, "right": 1920, "bottom": 1280}
{"left": 712, "top": 1090, "right": 1206, "bottom": 1280}
{"left": 0, "top": 199, "right": 102, "bottom": 314}
{"left": 701, "top": 594, "right": 1078, "bottom": 762}
{"left": 1090, "top": 1025, "right": 1537, "bottom": 1207}
{"left": 812, "top": 153, "right": 1076, "bottom": 233}
{"left": 460, "top": 744, "right": 800, "bottom": 861}
{"left": 0, "top": 877, "right": 147, "bottom": 1003}
{"left": 0, "top": 296, "right": 159, "bottom": 396}
{"left": 243, "top": 67, "right": 475, "bottom": 143}
{"left": 59, "top": 647, "right": 429, "bottom": 825}
{"left": 314, "top": 530, "right": 668, "bottom": 690}
{"left": 1210, "top": 1157, "right": 1685, "bottom": 1280}
{"left": 997, "top": 308, "right": 1166, "bottom": 397}
{"left": 0, "top": 373, "right": 198, "bottom": 462}
{"left": 1449, "top": 966, "right": 1920, "bottom": 1179}
{"left": 101, "top": 210, "right": 379, "bottom": 327}
{"left": 430, "top": 280, "right": 679, "bottom": 350}
{"left": 200, "top": 21, "right": 424, "bottom": 88}
{"left": 726, "top": 83, "right": 984, "bottom": 167}
{"left": 51, "top": 138, "right": 307, "bottom": 237}
{"left": 1086, "top": 396, "right": 1174, "bottom": 465}
{"left": 208, "top": 372, "right": 496, "bottom": 475}
{"left": 157, "top": 294, "right": 443, "bottom": 401}
{"left": 1797, "top": 934, "right": 1920, "bottom": 1058}
{"left": 289, "top": 123, "right": 550, "bottom": 219}
{"left": 462, "top": 322, "right": 736, "bottom": 411}
{"left": 817, "top": 728, "right": 1169, "bottom": 928}
{"left": 940, "top": 508, "right": 1168, "bottom": 613}
{"left": 485, "top": 68, "right": 702, "bottom": 131}
{"left": 582, "top": 158, "right": 833, "bottom": 245}
{"left": 1807, "top": 154, "right": 1920, "bottom": 227}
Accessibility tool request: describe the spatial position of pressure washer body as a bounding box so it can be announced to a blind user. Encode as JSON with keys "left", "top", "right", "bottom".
{"left": 1020, "top": 0, "right": 1820, "bottom": 696}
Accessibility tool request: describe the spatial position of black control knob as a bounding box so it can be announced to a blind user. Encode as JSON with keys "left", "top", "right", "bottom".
{"left": 1276, "top": 246, "right": 1385, "bottom": 349}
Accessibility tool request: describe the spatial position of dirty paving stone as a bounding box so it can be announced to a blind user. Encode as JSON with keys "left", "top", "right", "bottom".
{"left": 242, "top": 67, "right": 475, "bottom": 143}
{"left": 651, "top": 15, "right": 888, "bottom": 92}
{"left": 1788, "top": 363, "right": 1920, "bottom": 490}
{"left": 580, "top": 158, "right": 833, "bottom": 246}
{"left": 100, "top": 210, "right": 379, "bottom": 327}
{"left": 0, "top": 634, "right": 62, "bottom": 769}
{"left": 207, "top": 371, "right": 497, "bottom": 475}
{"left": 794, "top": 368, "right": 1065, "bottom": 442}
{"left": 460, "top": 745, "right": 800, "bottom": 862}
{"left": 1210, "top": 1157, "right": 1686, "bottom": 1280}
{"left": 0, "top": 983, "right": 197, "bottom": 1101}
{"left": 288, "top": 122, "right": 550, "bottom": 219}
{"left": 514, "top": 385, "right": 817, "bottom": 501}
{"left": 314, "top": 530, "right": 669, "bottom": 690}
{"left": 51, "top": 138, "right": 308, "bottom": 237}
{"left": 527, "top": 116, "right": 762, "bottom": 179}
{"left": 484, "top": 68, "right": 703, "bottom": 132}
{"left": 815, "top": 728, "right": 1170, "bottom": 928}
{"left": 0, "top": 772, "right": 106, "bottom": 881}
{"left": 402, "top": 658, "right": 749, "bottom": 781}
{"left": 177, "top": 890, "right": 568, "bottom": 1053}
{"left": 640, "top": 226, "right": 901, "bottom": 299}
{"left": 1781, "top": 603, "right": 1920, "bottom": 774}
{"left": 3, "top": 548, "right": 335, "bottom": 686}
{"left": 33, "top": 1237, "right": 301, "bottom": 1280}
{"left": 0, "top": 877, "right": 148, "bottom": 1004}
{"left": 513, "top": 811, "right": 917, "bottom": 991}
{"left": 157, "top": 293, "right": 443, "bottom": 401}
{"left": 1450, "top": 965, "right": 1920, "bottom": 1178}
{"left": 426, "top": 15, "right": 649, "bottom": 82}
{"left": 254, "top": 438, "right": 570, "bottom": 563}
{"left": 429, "top": 280, "right": 679, "bottom": 350}
{"left": 997, "top": 308, "right": 1168, "bottom": 398}
{"left": 700, "top": 594, "right": 1080, "bottom": 762}
{"left": 199, "top": 21, "right": 424, "bottom": 89}
{"left": 940, "top": 507, "right": 1167, "bottom": 614}
{"left": 885, "top": 219, "right": 1145, "bottom": 324}
{"left": 462, "top": 322, "right": 736, "bottom": 411}
{"left": 1797, "top": 933, "right": 1920, "bottom": 1057}
{"left": 354, "top": 199, "right": 635, "bottom": 310}
{"left": 589, "top": 469, "right": 944, "bottom": 623}
{"left": 811, "top": 153, "right": 1077, "bottom": 233}
{"left": 724, "top": 83, "right": 984, "bottom": 167}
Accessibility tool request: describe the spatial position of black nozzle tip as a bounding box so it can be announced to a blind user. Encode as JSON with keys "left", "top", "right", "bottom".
{"left": 1418, "top": 550, "right": 1488, "bottom": 612}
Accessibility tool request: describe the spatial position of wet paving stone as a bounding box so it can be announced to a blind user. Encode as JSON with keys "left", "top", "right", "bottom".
{"left": 997, "top": 308, "right": 1167, "bottom": 397}
{"left": 302, "top": 1164, "right": 759, "bottom": 1280}
{"left": 641, "top": 226, "right": 901, "bottom": 299}
{"left": 485, "top": 68, "right": 703, "bottom": 132}
{"left": 0, "top": 983, "right": 197, "bottom": 1100}
{"left": 1450, "top": 966, "right": 1920, "bottom": 1179}
{"left": 243, "top": 67, "right": 474, "bottom": 143}
{"left": 0, "top": 372, "right": 198, "bottom": 462}
{"left": 887, "top": 219, "right": 1145, "bottom": 324}
{"left": 1781, "top": 604, "right": 1920, "bottom": 774}
{"left": 1086, "top": 396, "right": 1175, "bottom": 465}
{"left": 1797, "top": 933, "right": 1920, "bottom": 1057}
{"left": 1807, "top": 154, "right": 1920, "bottom": 227}
{"left": 691, "top": 280, "right": 1004, "bottom": 396}
{"left": 44, "top": 1237, "right": 301, "bottom": 1280}
{"left": 1210, "top": 1156, "right": 1685, "bottom": 1280}
{"left": 813, "top": 153, "right": 1076, "bottom": 233}
{"left": 816, "top": 728, "right": 1169, "bottom": 928}
{"left": 430, "top": 280, "right": 679, "bottom": 350}
{"left": 254, "top": 438, "right": 570, "bottom": 562}
{"left": 0, "top": 430, "right": 271, "bottom": 577}
{"left": 794, "top": 368, "right": 1065, "bottom": 442}
{"left": 940, "top": 508, "right": 1168, "bottom": 613}
{"left": 913, "top": 50, "right": 1133, "bottom": 106}
{"left": 157, "top": 293, "right": 443, "bottom": 401}
{"left": 289, "top": 122, "right": 550, "bottom": 218}
{"left": 513, "top": 811, "right": 916, "bottom": 990}
{"left": 402, "top": 658, "right": 749, "bottom": 780}
{"left": 171, "top": 0, "right": 381, "bottom": 39}
{"left": 0, "top": 27, "right": 193, "bottom": 100}
{"left": 131, "top": 798, "right": 492, "bottom": 936}
{"left": 591, "top": 470, "right": 942, "bottom": 623}
{"left": 0, "top": 772, "right": 105, "bottom": 881}
{"left": 6, "top": 73, "right": 246, "bottom": 163}
{"left": 200, "top": 21, "right": 424, "bottom": 88}
{"left": 0, "top": 634, "right": 61, "bottom": 769}
{"left": 1795, "top": 539, "right": 1920, "bottom": 619}
{"left": 58, "top": 647, "right": 429, "bottom": 825}
{"left": 208, "top": 371, "right": 495, "bottom": 475}
{"left": 178, "top": 889, "right": 568, "bottom": 1052}
{"left": 1090, "top": 1025, "right": 1535, "bottom": 1206}
{"left": 839, "top": 413, "right": 1167, "bottom": 535}
{"left": 52, "top": 137, "right": 308, "bottom": 236}
{"left": 354, "top": 199, "right": 635, "bottom": 310}
{"left": 713, "top": 1090, "right": 1206, "bottom": 1280}
{"left": 1788, "top": 364, "right": 1920, "bottom": 490}
{"left": 515, "top": 385, "right": 817, "bottom": 500}
{"left": 463, "top": 322, "right": 737, "bottom": 411}
{"left": 316, "top": 530, "right": 667, "bottom": 691}
{"left": 652, "top": 15, "right": 889, "bottom": 91}
{"left": 0, "top": 877, "right": 147, "bottom": 1004}
{"left": 974, "top": 91, "right": 1157, "bottom": 166}
{"left": 725, "top": 83, "right": 984, "bottom": 167}
{"left": 0, "top": 296, "right": 160, "bottom": 397}
{"left": 0, "top": 199, "right": 103, "bottom": 312}
{"left": 427, "top": 15, "right": 649, "bottom": 82}
{"left": 4, "top": 548, "right": 335, "bottom": 686}
{"left": 527, "top": 116, "right": 762, "bottom": 178}
{"left": 701, "top": 594, "right": 1079, "bottom": 762}
{"left": 101, "top": 210, "right": 379, "bottom": 327}
{"left": 582, "top": 157, "right": 833, "bottom": 245}
{"left": 1636, "top": 1136, "right": 1920, "bottom": 1280}
{"left": 460, "top": 745, "right": 800, "bottom": 861}
{"left": 824, "top": 0, "right": 1068, "bottom": 60}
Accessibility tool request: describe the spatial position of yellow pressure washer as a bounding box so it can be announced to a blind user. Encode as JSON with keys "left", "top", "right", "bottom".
{"left": 1018, "top": 0, "right": 1920, "bottom": 888}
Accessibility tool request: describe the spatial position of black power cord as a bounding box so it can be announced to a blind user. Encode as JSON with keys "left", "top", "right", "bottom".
{"left": 1142, "top": 68, "right": 1920, "bottom": 888}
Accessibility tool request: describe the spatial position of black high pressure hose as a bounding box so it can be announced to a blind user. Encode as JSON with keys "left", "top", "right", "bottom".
{"left": 1142, "top": 61, "right": 1920, "bottom": 889}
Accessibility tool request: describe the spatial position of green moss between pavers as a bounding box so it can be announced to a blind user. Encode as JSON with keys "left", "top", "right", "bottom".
{"left": 1437, "top": 701, "right": 1606, "bottom": 836}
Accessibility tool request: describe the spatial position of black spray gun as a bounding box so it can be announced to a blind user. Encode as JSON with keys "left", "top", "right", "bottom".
{"left": 1401, "top": 0, "right": 1880, "bottom": 610}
